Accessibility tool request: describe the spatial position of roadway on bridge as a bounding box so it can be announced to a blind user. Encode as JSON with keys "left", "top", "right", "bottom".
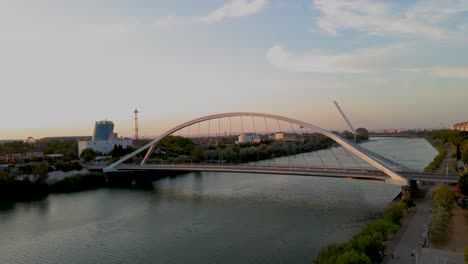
{"left": 110, "top": 164, "right": 459, "bottom": 184}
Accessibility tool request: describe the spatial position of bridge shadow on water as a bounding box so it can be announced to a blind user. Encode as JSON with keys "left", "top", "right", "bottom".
{"left": 106, "top": 170, "right": 194, "bottom": 190}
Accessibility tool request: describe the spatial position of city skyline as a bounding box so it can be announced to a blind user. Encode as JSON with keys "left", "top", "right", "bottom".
{"left": 1, "top": 0, "right": 468, "bottom": 140}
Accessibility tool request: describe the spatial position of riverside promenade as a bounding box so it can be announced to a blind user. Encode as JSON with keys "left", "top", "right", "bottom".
{"left": 386, "top": 187, "right": 464, "bottom": 264}
{"left": 386, "top": 189, "right": 431, "bottom": 264}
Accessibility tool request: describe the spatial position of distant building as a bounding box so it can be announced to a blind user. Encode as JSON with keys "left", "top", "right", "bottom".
{"left": 78, "top": 139, "right": 132, "bottom": 157}
{"left": 238, "top": 133, "right": 260, "bottom": 143}
{"left": 275, "top": 133, "right": 303, "bottom": 142}
{"left": 453, "top": 121, "right": 468, "bottom": 131}
{"left": 275, "top": 133, "right": 284, "bottom": 141}
{"left": 78, "top": 120, "right": 133, "bottom": 157}
{"left": 93, "top": 120, "right": 115, "bottom": 141}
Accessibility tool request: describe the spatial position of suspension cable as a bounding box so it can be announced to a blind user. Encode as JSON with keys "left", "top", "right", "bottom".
{"left": 342, "top": 146, "right": 364, "bottom": 170}
{"left": 263, "top": 117, "right": 275, "bottom": 167}
{"left": 330, "top": 147, "right": 344, "bottom": 169}
{"left": 304, "top": 127, "right": 326, "bottom": 169}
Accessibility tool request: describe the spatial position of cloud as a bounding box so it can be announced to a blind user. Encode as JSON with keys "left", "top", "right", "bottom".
{"left": 265, "top": 43, "right": 409, "bottom": 73}
{"left": 200, "top": 0, "right": 267, "bottom": 23}
{"left": 153, "top": 0, "right": 267, "bottom": 30}
{"left": 404, "top": 67, "right": 468, "bottom": 79}
{"left": 312, "top": 0, "right": 468, "bottom": 40}
{"left": 266, "top": 44, "right": 468, "bottom": 79}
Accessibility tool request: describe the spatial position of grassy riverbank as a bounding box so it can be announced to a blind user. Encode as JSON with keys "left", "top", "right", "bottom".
{"left": 424, "top": 139, "right": 447, "bottom": 172}
{"left": 313, "top": 195, "right": 414, "bottom": 264}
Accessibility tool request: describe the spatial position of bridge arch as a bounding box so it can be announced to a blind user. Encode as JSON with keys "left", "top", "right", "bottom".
{"left": 104, "top": 112, "right": 408, "bottom": 186}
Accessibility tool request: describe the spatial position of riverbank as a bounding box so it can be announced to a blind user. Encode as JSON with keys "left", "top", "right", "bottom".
{"left": 0, "top": 171, "right": 168, "bottom": 206}
{"left": 313, "top": 194, "right": 414, "bottom": 263}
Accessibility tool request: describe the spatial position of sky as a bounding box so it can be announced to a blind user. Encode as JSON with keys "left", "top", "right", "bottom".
{"left": 1, "top": 0, "right": 468, "bottom": 140}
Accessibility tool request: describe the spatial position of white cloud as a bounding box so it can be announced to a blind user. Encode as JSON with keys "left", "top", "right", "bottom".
{"left": 153, "top": 0, "right": 267, "bottom": 30}
{"left": 200, "top": 0, "right": 267, "bottom": 23}
{"left": 312, "top": 0, "right": 468, "bottom": 40}
{"left": 266, "top": 44, "right": 468, "bottom": 79}
{"left": 404, "top": 67, "right": 468, "bottom": 79}
{"left": 266, "top": 43, "right": 409, "bottom": 73}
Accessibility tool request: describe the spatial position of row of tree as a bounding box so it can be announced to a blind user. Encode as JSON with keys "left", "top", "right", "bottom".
{"left": 430, "top": 130, "right": 468, "bottom": 164}
{"left": 145, "top": 134, "right": 335, "bottom": 164}
{"left": 0, "top": 139, "right": 79, "bottom": 161}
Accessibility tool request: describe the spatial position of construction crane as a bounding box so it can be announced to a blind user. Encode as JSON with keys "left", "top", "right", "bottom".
{"left": 333, "top": 101, "right": 357, "bottom": 142}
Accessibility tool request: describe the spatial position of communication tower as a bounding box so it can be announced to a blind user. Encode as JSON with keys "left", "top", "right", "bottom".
{"left": 134, "top": 108, "right": 139, "bottom": 144}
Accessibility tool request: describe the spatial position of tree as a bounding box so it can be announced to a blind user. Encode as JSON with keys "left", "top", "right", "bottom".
{"left": 432, "top": 184, "right": 454, "bottom": 211}
{"left": 341, "top": 130, "right": 354, "bottom": 140}
{"left": 356, "top": 128, "right": 369, "bottom": 140}
{"left": 81, "top": 148, "right": 97, "bottom": 162}
{"left": 356, "top": 128, "right": 369, "bottom": 136}
{"left": 33, "top": 162, "right": 49, "bottom": 182}
{"left": 191, "top": 146, "right": 204, "bottom": 163}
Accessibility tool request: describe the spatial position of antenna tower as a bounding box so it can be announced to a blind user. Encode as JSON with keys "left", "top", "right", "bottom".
{"left": 134, "top": 108, "right": 139, "bottom": 144}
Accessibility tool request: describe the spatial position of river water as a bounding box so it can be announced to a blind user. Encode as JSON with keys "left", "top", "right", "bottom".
{"left": 0, "top": 137, "right": 437, "bottom": 264}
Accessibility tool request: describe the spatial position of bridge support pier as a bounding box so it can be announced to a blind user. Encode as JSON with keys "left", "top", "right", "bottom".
{"left": 405, "top": 180, "right": 427, "bottom": 198}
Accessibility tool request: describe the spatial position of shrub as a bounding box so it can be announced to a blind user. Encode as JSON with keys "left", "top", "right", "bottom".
{"left": 402, "top": 194, "right": 416, "bottom": 208}
{"left": 361, "top": 219, "right": 398, "bottom": 238}
{"left": 314, "top": 244, "right": 342, "bottom": 264}
{"left": 335, "top": 250, "right": 371, "bottom": 264}
{"left": 346, "top": 233, "right": 385, "bottom": 263}
{"left": 432, "top": 184, "right": 455, "bottom": 211}
{"left": 383, "top": 204, "right": 405, "bottom": 226}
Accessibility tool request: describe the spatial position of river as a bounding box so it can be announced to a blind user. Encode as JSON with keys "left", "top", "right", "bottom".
{"left": 0, "top": 137, "right": 437, "bottom": 264}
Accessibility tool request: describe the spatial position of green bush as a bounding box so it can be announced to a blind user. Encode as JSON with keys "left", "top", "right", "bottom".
{"left": 432, "top": 184, "right": 454, "bottom": 211}
{"left": 425, "top": 144, "right": 447, "bottom": 172}
{"left": 402, "top": 194, "right": 416, "bottom": 208}
{"left": 314, "top": 244, "right": 342, "bottom": 264}
{"left": 335, "top": 250, "right": 371, "bottom": 264}
{"left": 383, "top": 204, "right": 405, "bottom": 226}
{"left": 346, "top": 233, "right": 385, "bottom": 263}
{"left": 314, "top": 198, "right": 408, "bottom": 263}
{"left": 361, "top": 219, "right": 398, "bottom": 238}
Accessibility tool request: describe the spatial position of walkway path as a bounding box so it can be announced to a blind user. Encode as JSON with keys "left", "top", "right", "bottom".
{"left": 386, "top": 187, "right": 465, "bottom": 264}
{"left": 387, "top": 190, "right": 431, "bottom": 264}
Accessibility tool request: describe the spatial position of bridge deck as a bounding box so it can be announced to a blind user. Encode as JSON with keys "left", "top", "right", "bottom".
{"left": 107, "top": 164, "right": 459, "bottom": 184}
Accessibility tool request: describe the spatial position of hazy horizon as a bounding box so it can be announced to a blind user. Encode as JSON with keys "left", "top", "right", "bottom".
{"left": 2, "top": 0, "right": 468, "bottom": 140}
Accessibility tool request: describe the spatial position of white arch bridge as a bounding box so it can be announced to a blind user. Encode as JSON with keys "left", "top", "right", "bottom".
{"left": 104, "top": 112, "right": 458, "bottom": 186}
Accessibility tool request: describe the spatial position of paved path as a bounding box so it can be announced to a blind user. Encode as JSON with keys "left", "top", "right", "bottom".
{"left": 387, "top": 191, "right": 431, "bottom": 264}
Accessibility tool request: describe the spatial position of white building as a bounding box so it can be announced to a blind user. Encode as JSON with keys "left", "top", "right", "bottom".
{"left": 237, "top": 133, "right": 260, "bottom": 143}
{"left": 453, "top": 122, "right": 468, "bottom": 131}
{"left": 78, "top": 139, "right": 133, "bottom": 157}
